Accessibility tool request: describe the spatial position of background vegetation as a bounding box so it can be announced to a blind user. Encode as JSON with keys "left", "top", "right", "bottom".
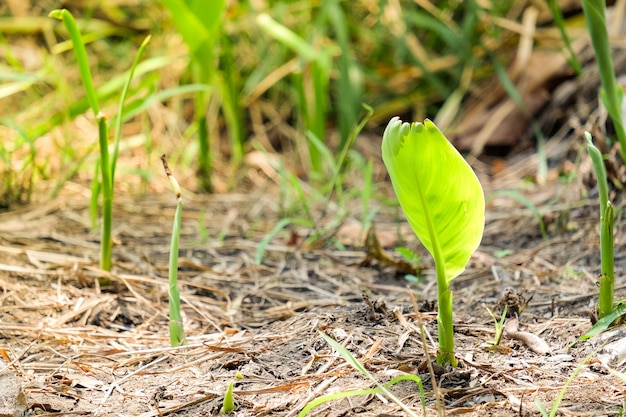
{"left": 0, "top": 0, "right": 570, "bottom": 208}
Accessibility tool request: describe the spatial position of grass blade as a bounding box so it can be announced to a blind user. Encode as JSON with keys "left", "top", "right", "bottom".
{"left": 49, "top": 9, "right": 100, "bottom": 116}
{"left": 220, "top": 381, "right": 235, "bottom": 414}
{"left": 111, "top": 35, "right": 151, "bottom": 180}
{"left": 546, "top": 0, "right": 582, "bottom": 75}
{"left": 255, "top": 217, "right": 294, "bottom": 264}
{"left": 319, "top": 332, "right": 421, "bottom": 417}
{"left": 576, "top": 302, "right": 626, "bottom": 344}
{"left": 299, "top": 388, "right": 383, "bottom": 417}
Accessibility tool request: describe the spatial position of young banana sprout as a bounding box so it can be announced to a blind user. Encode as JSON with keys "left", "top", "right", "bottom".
{"left": 382, "top": 117, "right": 485, "bottom": 365}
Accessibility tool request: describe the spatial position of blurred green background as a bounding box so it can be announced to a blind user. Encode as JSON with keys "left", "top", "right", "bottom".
{"left": 0, "top": 0, "right": 580, "bottom": 206}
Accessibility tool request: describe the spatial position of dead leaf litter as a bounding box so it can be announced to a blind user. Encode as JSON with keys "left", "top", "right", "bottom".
{"left": 1, "top": 165, "right": 626, "bottom": 416}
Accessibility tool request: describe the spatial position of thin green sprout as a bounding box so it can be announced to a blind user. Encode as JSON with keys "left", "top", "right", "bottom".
{"left": 586, "top": 132, "right": 615, "bottom": 319}
{"left": 49, "top": 9, "right": 149, "bottom": 271}
{"left": 220, "top": 381, "right": 235, "bottom": 414}
{"left": 161, "top": 155, "right": 187, "bottom": 347}
{"left": 535, "top": 346, "right": 602, "bottom": 417}
{"left": 486, "top": 305, "right": 507, "bottom": 346}
{"left": 300, "top": 332, "right": 425, "bottom": 417}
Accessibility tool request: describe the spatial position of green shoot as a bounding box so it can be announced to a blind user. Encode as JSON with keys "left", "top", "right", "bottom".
{"left": 96, "top": 114, "right": 112, "bottom": 272}
{"left": 161, "top": 155, "right": 187, "bottom": 347}
{"left": 485, "top": 305, "right": 507, "bottom": 346}
{"left": 382, "top": 117, "right": 485, "bottom": 365}
{"left": 586, "top": 132, "right": 615, "bottom": 319}
{"left": 49, "top": 9, "right": 110, "bottom": 270}
{"left": 49, "top": 9, "right": 149, "bottom": 271}
{"left": 220, "top": 381, "right": 235, "bottom": 414}
{"left": 110, "top": 35, "right": 151, "bottom": 179}
{"left": 582, "top": 0, "right": 626, "bottom": 164}
{"left": 299, "top": 332, "right": 425, "bottom": 417}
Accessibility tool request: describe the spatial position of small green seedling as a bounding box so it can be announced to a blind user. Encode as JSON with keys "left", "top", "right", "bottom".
{"left": 161, "top": 155, "right": 187, "bottom": 347}
{"left": 220, "top": 381, "right": 235, "bottom": 414}
{"left": 382, "top": 117, "right": 485, "bottom": 365}
{"left": 299, "top": 332, "right": 426, "bottom": 417}
{"left": 49, "top": 9, "right": 149, "bottom": 271}
{"left": 586, "top": 132, "right": 615, "bottom": 320}
{"left": 486, "top": 305, "right": 507, "bottom": 346}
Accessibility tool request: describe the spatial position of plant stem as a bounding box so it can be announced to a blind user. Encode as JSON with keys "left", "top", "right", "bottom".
{"left": 437, "top": 284, "right": 456, "bottom": 366}
{"left": 599, "top": 202, "right": 615, "bottom": 318}
{"left": 97, "top": 114, "right": 112, "bottom": 272}
{"left": 169, "top": 193, "right": 186, "bottom": 346}
{"left": 162, "top": 155, "right": 186, "bottom": 347}
{"left": 50, "top": 9, "right": 115, "bottom": 272}
{"left": 430, "top": 215, "right": 456, "bottom": 365}
{"left": 587, "top": 132, "right": 615, "bottom": 318}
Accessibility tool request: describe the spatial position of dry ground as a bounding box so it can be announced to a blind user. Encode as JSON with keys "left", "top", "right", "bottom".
{"left": 2, "top": 132, "right": 626, "bottom": 417}
{"left": 4, "top": 2, "right": 626, "bottom": 416}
